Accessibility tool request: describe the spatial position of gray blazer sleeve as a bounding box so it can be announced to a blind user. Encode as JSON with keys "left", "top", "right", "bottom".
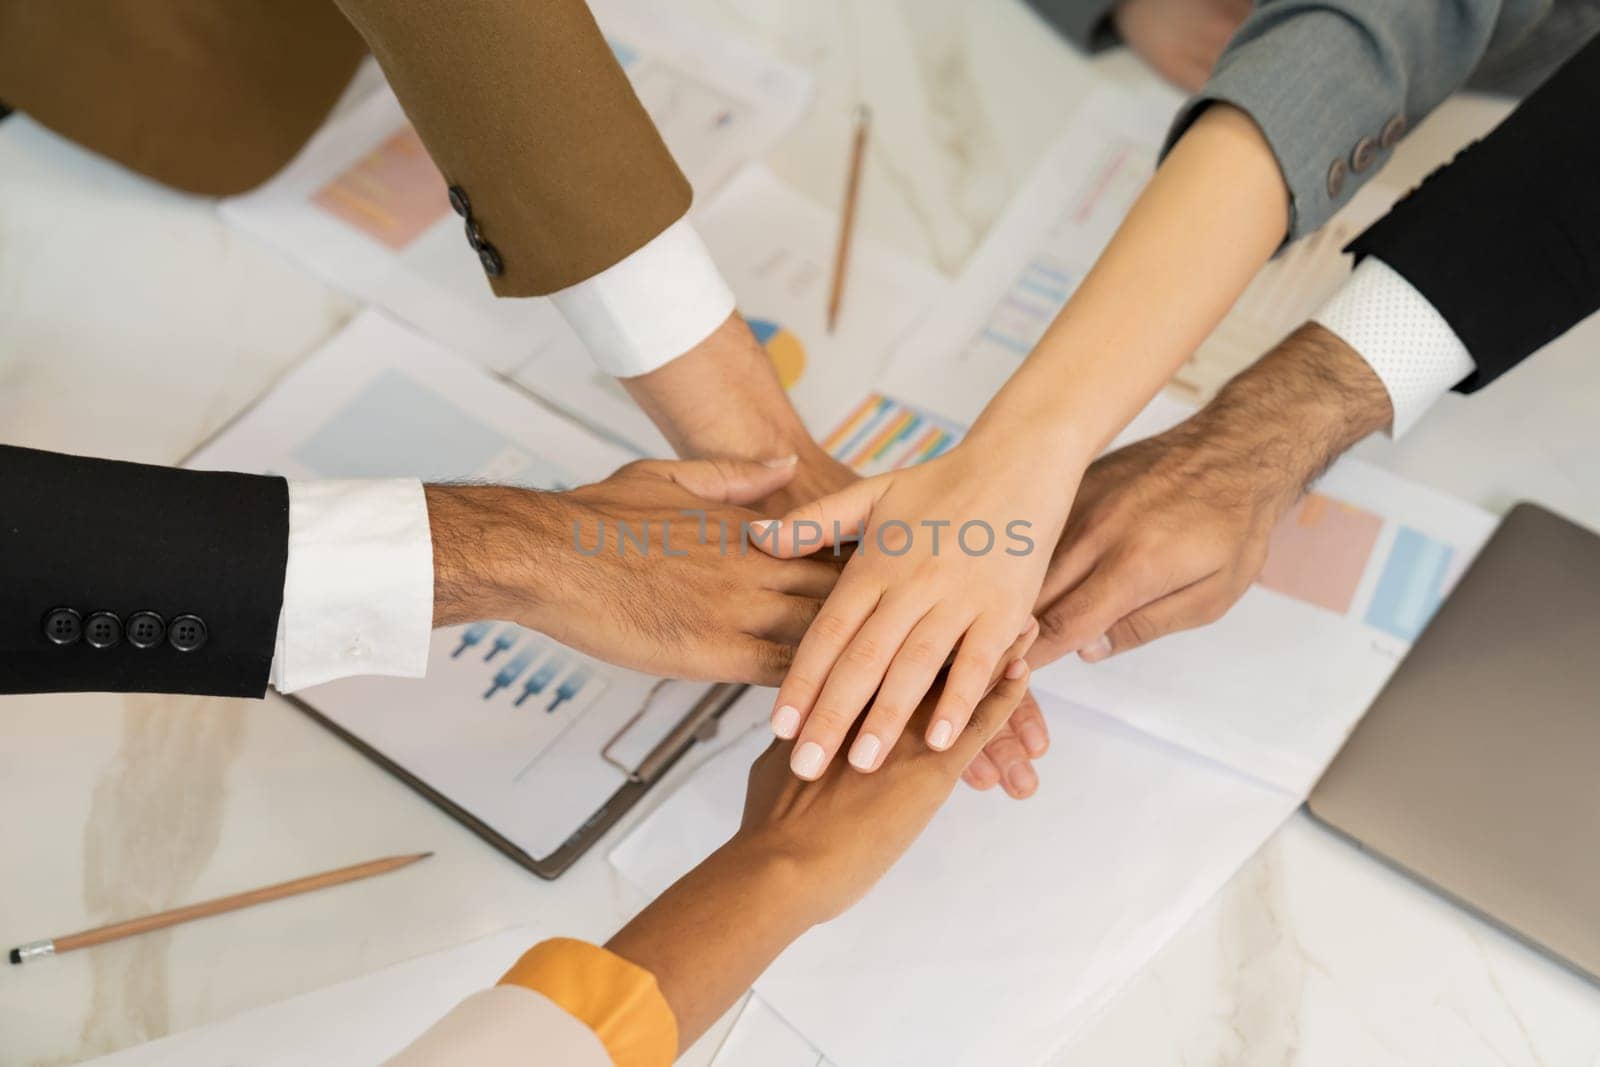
{"left": 1165, "top": 0, "right": 1550, "bottom": 240}
{"left": 1023, "top": 0, "right": 1122, "bottom": 53}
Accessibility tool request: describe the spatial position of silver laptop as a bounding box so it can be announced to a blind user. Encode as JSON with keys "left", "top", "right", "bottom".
{"left": 1308, "top": 502, "right": 1600, "bottom": 981}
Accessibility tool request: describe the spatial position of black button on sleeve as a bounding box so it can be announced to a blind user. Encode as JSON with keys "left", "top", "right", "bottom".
{"left": 448, "top": 185, "right": 471, "bottom": 218}
{"left": 126, "top": 612, "right": 166, "bottom": 649}
{"left": 168, "top": 614, "right": 208, "bottom": 653}
{"left": 465, "top": 217, "right": 486, "bottom": 252}
{"left": 84, "top": 612, "right": 122, "bottom": 649}
{"left": 479, "top": 243, "right": 504, "bottom": 277}
{"left": 43, "top": 607, "right": 82, "bottom": 646}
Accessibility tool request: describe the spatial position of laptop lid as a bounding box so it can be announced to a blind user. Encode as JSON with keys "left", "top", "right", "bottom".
{"left": 1308, "top": 502, "right": 1600, "bottom": 981}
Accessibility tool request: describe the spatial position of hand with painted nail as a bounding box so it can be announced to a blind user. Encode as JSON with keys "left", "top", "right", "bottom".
{"left": 754, "top": 440, "right": 1071, "bottom": 780}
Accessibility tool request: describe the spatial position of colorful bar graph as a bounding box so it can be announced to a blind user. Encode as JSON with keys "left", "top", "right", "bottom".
{"left": 823, "top": 394, "right": 964, "bottom": 475}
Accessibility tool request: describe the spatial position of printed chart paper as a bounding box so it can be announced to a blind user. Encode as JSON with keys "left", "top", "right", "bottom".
{"left": 189, "top": 312, "right": 725, "bottom": 862}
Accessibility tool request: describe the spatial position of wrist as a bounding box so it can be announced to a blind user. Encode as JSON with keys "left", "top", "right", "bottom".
{"left": 1199, "top": 322, "right": 1393, "bottom": 497}
{"left": 425, "top": 485, "right": 561, "bottom": 628}
{"left": 621, "top": 313, "right": 816, "bottom": 462}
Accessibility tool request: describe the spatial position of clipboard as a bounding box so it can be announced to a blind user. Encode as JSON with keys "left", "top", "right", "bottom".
{"left": 286, "top": 681, "right": 748, "bottom": 880}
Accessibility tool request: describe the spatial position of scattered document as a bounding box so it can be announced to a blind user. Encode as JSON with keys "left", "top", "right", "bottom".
{"left": 611, "top": 690, "right": 1297, "bottom": 1067}
{"left": 189, "top": 312, "right": 729, "bottom": 864}
{"left": 714, "top": 995, "right": 835, "bottom": 1067}
{"left": 221, "top": 0, "right": 810, "bottom": 375}
{"left": 82, "top": 927, "right": 537, "bottom": 1065}
{"left": 511, "top": 166, "right": 947, "bottom": 457}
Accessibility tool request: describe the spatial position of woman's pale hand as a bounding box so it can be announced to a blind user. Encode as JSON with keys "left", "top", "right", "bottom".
{"left": 754, "top": 442, "right": 1071, "bottom": 780}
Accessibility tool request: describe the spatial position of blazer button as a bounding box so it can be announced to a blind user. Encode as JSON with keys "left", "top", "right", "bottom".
{"left": 465, "top": 217, "right": 486, "bottom": 252}
{"left": 448, "top": 185, "right": 471, "bottom": 218}
{"left": 479, "top": 243, "right": 504, "bottom": 278}
{"left": 84, "top": 611, "right": 122, "bottom": 649}
{"left": 126, "top": 611, "right": 166, "bottom": 649}
{"left": 1326, "top": 158, "right": 1348, "bottom": 199}
{"left": 1379, "top": 114, "right": 1408, "bottom": 150}
{"left": 43, "top": 607, "right": 82, "bottom": 646}
{"left": 1350, "top": 136, "right": 1377, "bottom": 173}
{"left": 168, "top": 614, "right": 208, "bottom": 653}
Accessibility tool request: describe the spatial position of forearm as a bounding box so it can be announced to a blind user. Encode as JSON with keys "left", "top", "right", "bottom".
{"left": 605, "top": 839, "right": 809, "bottom": 1053}
{"left": 1195, "top": 321, "right": 1393, "bottom": 496}
{"left": 968, "top": 104, "right": 1288, "bottom": 464}
{"left": 620, "top": 313, "right": 822, "bottom": 463}
{"left": 425, "top": 484, "right": 559, "bottom": 628}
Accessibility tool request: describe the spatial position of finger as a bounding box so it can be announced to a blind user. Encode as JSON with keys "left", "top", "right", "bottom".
{"left": 928, "top": 614, "right": 1026, "bottom": 753}
{"left": 1009, "top": 690, "right": 1051, "bottom": 759}
{"left": 646, "top": 456, "right": 800, "bottom": 505}
{"left": 759, "top": 556, "right": 843, "bottom": 599}
{"left": 1087, "top": 575, "right": 1235, "bottom": 662}
{"left": 742, "top": 593, "right": 823, "bottom": 645}
{"left": 1030, "top": 557, "right": 1179, "bottom": 668}
{"left": 790, "top": 595, "right": 931, "bottom": 780}
{"left": 769, "top": 578, "right": 879, "bottom": 740}
{"left": 949, "top": 657, "right": 1031, "bottom": 763}
{"left": 749, "top": 477, "right": 883, "bottom": 559}
{"left": 849, "top": 605, "right": 969, "bottom": 771}
{"left": 962, "top": 750, "right": 1002, "bottom": 791}
{"left": 976, "top": 720, "right": 1039, "bottom": 800}
{"left": 726, "top": 636, "right": 797, "bottom": 687}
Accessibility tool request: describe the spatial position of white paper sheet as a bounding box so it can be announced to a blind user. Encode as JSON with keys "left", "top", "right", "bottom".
{"left": 189, "top": 312, "right": 727, "bottom": 861}
{"left": 610, "top": 690, "right": 1298, "bottom": 1067}
{"left": 220, "top": 0, "right": 810, "bottom": 376}
{"left": 714, "top": 995, "right": 835, "bottom": 1067}
{"left": 512, "top": 165, "right": 947, "bottom": 456}
{"left": 82, "top": 927, "right": 539, "bottom": 1065}
{"left": 1032, "top": 394, "right": 1497, "bottom": 795}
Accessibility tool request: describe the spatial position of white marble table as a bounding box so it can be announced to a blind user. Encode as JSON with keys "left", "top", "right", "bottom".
{"left": 3, "top": 2, "right": 1599, "bottom": 1065}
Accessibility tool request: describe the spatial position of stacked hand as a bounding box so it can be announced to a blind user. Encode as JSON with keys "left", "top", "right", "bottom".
{"left": 1111, "top": 0, "right": 1251, "bottom": 92}
{"left": 427, "top": 458, "right": 841, "bottom": 685}
{"left": 756, "top": 437, "right": 1073, "bottom": 782}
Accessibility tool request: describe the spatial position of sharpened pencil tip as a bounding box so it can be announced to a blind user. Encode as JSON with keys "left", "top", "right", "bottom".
{"left": 8, "top": 948, "right": 20, "bottom": 965}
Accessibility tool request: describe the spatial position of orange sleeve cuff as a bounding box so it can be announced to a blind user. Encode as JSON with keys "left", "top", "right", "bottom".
{"left": 498, "top": 938, "right": 678, "bottom": 1067}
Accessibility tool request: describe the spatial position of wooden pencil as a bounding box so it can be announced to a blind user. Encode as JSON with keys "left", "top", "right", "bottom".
{"left": 826, "top": 104, "right": 872, "bottom": 334}
{"left": 9, "top": 851, "right": 432, "bottom": 964}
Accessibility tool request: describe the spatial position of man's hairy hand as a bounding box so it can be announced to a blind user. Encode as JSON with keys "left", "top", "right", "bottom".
{"left": 1031, "top": 322, "right": 1394, "bottom": 666}
{"left": 428, "top": 458, "right": 841, "bottom": 685}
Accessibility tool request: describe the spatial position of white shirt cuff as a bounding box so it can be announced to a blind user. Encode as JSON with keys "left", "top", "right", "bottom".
{"left": 1311, "top": 257, "right": 1477, "bottom": 437}
{"left": 269, "top": 480, "right": 434, "bottom": 694}
{"left": 548, "top": 216, "right": 737, "bottom": 378}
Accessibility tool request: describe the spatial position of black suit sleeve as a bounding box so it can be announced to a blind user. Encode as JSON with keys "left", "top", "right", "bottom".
{"left": 0, "top": 445, "right": 289, "bottom": 697}
{"left": 1347, "top": 32, "right": 1600, "bottom": 394}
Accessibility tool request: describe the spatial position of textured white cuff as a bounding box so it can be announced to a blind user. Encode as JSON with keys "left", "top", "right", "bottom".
{"left": 270, "top": 480, "right": 434, "bottom": 694}
{"left": 1311, "top": 258, "right": 1477, "bottom": 438}
{"left": 548, "top": 217, "right": 737, "bottom": 378}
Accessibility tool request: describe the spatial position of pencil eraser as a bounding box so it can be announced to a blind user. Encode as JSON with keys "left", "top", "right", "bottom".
{"left": 7, "top": 948, "right": 19, "bottom": 965}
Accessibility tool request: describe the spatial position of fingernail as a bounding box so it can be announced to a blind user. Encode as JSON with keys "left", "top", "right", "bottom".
{"left": 750, "top": 519, "right": 778, "bottom": 536}
{"left": 848, "top": 732, "right": 881, "bottom": 771}
{"left": 771, "top": 704, "right": 801, "bottom": 738}
{"left": 791, "top": 741, "right": 826, "bottom": 779}
{"left": 927, "top": 719, "right": 954, "bottom": 751}
{"left": 1006, "top": 763, "right": 1039, "bottom": 796}
{"left": 762, "top": 454, "right": 799, "bottom": 469}
{"left": 1019, "top": 721, "right": 1049, "bottom": 757}
{"left": 1004, "top": 658, "right": 1028, "bottom": 680}
{"left": 1080, "top": 635, "right": 1112, "bottom": 663}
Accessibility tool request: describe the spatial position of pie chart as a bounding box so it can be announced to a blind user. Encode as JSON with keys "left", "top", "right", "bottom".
{"left": 749, "top": 317, "right": 806, "bottom": 388}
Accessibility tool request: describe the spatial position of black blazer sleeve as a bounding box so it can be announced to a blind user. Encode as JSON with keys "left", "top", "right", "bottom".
{"left": 1346, "top": 31, "right": 1600, "bottom": 394}
{"left": 0, "top": 446, "right": 289, "bottom": 697}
